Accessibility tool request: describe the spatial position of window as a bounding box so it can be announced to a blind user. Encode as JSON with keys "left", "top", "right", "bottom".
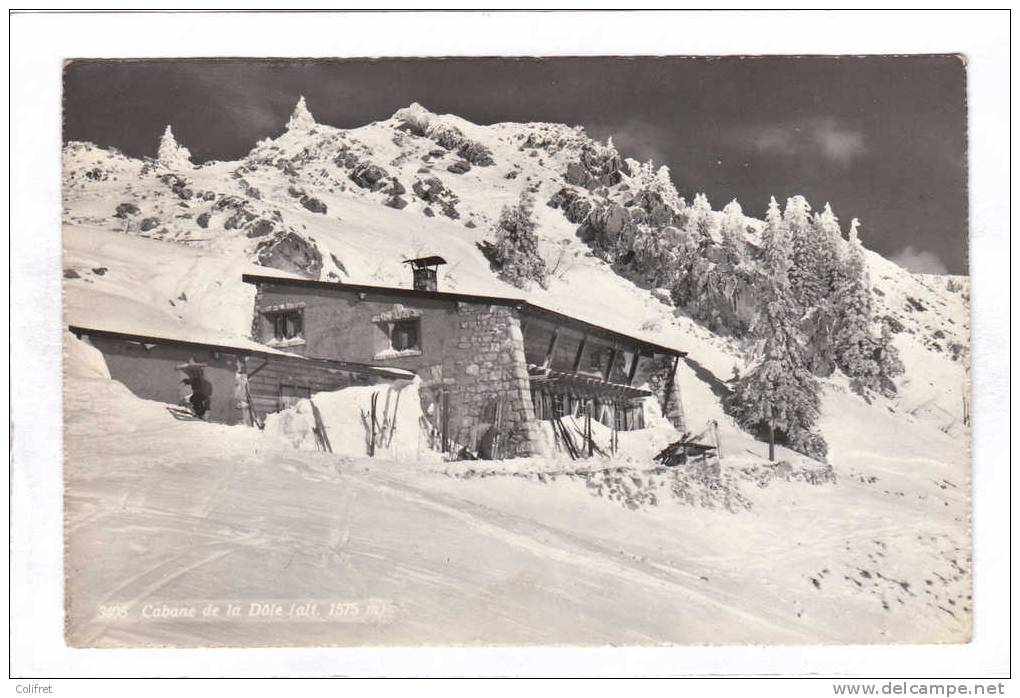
{"left": 390, "top": 318, "right": 420, "bottom": 352}
{"left": 265, "top": 309, "right": 303, "bottom": 342}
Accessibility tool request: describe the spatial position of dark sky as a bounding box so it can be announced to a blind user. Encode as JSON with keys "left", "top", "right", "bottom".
{"left": 63, "top": 56, "right": 968, "bottom": 274}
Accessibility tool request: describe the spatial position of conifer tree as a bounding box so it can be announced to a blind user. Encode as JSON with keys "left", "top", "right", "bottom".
{"left": 157, "top": 125, "right": 192, "bottom": 169}
{"left": 800, "top": 202, "right": 844, "bottom": 376}
{"left": 832, "top": 219, "right": 903, "bottom": 395}
{"left": 484, "top": 192, "right": 549, "bottom": 290}
{"left": 287, "top": 96, "right": 316, "bottom": 132}
{"left": 785, "top": 195, "right": 826, "bottom": 309}
{"left": 832, "top": 218, "right": 875, "bottom": 381}
{"left": 728, "top": 198, "right": 825, "bottom": 461}
{"left": 720, "top": 199, "right": 748, "bottom": 262}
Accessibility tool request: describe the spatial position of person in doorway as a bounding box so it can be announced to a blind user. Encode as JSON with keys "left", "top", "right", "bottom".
{"left": 179, "top": 377, "right": 194, "bottom": 410}
{"left": 190, "top": 373, "right": 212, "bottom": 420}
{"left": 233, "top": 359, "right": 253, "bottom": 427}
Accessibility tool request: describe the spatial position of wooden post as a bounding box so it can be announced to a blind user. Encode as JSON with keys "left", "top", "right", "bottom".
{"left": 369, "top": 392, "right": 377, "bottom": 457}
{"left": 572, "top": 335, "right": 587, "bottom": 372}
{"left": 586, "top": 400, "right": 594, "bottom": 458}
{"left": 542, "top": 327, "right": 560, "bottom": 369}
{"left": 441, "top": 389, "right": 450, "bottom": 454}
{"left": 767, "top": 404, "right": 775, "bottom": 463}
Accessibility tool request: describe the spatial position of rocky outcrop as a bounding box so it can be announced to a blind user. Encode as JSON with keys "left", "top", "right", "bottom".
{"left": 546, "top": 187, "right": 592, "bottom": 224}
{"left": 247, "top": 219, "right": 275, "bottom": 238}
{"left": 456, "top": 141, "right": 494, "bottom": 167}
{"left": 412, "top": 177, "right": 447, "bottom": 203}
{"left": 139, "top": 217, "right": 160, "bottom": 232}
{"left": 196, "top": 212, "right": 211, "bottom": 229}
{"left": 255, "top": 231, "right": 322, "bottom": 279}
{"left": 159, "top": 173, "right": 194, "bottom": 200}
{"left": 564, "top": 142, "right": 625, "bottom": 190}
{"left": 299, "top": 195, "right": 328, "bottom": 214}
{"left": 385, "top": 178, "right": 406, "bottom": 196}
{"left": 578, "top": 202, "right": 634, "bottom": 250}
{"left": 624, "top": 189, "right": 675, "bottom": 227}
{"left": 114, "top": 202, "right": 140, "bottom": 218}
{"left": 393, "top": 103, "right": 494, "bottom": 166}
{"left": 349, "top": 162, "right": 390, "bottom": 191}
{"left": 384, "top": 195, "right": 408, "bottom": 210}
{"left": 412, "top": 177, "right": 460, "bottom": 219}
{"left": 447, "top": 160, "right": 472, "bottom": 175}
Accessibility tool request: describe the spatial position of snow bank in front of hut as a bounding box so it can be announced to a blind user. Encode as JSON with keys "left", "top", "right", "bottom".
{"left": 264, "top": 377, "right": 444, "bottom": 463}
{"left": 63, "top": 331, "right": 112, "bottom": 381}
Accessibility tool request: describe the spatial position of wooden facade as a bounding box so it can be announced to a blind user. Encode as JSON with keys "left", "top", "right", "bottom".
{"left": 68, "top": 326, "right": 409, "bottom": 426}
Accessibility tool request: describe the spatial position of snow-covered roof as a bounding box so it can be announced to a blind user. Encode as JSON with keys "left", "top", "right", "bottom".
{"left": 67, "top": 324, "right": 416, "bottom": 380}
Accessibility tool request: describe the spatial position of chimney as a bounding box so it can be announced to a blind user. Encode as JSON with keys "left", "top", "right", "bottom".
{"left": 403, "top": 256, "right": 447, "bottom": 292}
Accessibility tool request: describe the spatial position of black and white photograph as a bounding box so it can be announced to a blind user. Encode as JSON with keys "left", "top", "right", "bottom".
{"left": 59, "top": 52, "right": 974, "bottom": 648}
{"left": 9, "top": 9, "right": 1010, "bottom": 684}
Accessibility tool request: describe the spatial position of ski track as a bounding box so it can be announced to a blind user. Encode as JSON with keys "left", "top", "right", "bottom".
{"left": 352, "top": 469, "right": 822, "bottom": 643}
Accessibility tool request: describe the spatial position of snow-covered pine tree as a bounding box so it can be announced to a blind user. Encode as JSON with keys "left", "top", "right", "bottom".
{"left": 689, "top": 192, "right": 714, "bottom": 241}
{"left": 832, "top": 218, "right": 903, "bottom": 396}
{"left": 728, "top": 197, "right": 826, "bottom": 461}
{"left": 785, "top": 195, "right": 828, "bottom": 310}
{"left": 157, "top": 125, "right": 193, "bottom": 170}
{"left": 287, "top": 96, "right": 316, "bottom": 132}
{"left": 484, "top": 192, "right": 549, "bottom": 290}
{"left": 800, "top": 202, "right": 844, "bottom": 376}
{"left": 720, "top": 199, "right": 748, "bottom": 262}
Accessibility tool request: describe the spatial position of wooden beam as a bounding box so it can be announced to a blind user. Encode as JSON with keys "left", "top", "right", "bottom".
{"left": 603, "top": 347, "right": 618, "bottom": 382}
{"left": 626, "top": 351, "right": 641, "bottom": 386}
{"left": 572, "top": 334, "right": 587, "bottom": 372}
{"left": 542, "top": 327, "right": 560, "bottom": 369}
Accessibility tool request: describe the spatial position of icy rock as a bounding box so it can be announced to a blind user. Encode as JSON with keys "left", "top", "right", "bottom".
{"left": 139, "top": 217, "right": 160, "bottom": 232}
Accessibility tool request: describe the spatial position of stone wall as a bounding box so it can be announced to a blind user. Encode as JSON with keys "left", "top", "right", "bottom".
{"left": 437, "top": 303, "right": 541, "bottom": 457}
{"left": 250, "top": 281, "right": 541, "bottom": 457}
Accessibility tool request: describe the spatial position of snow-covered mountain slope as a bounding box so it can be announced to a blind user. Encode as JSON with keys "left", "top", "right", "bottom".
{"left": 61, "top": 99, "right": 971, "bottom": 645}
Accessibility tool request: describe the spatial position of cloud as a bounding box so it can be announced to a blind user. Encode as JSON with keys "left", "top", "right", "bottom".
{"left": 813, "top": 118, "right": 866, "bottom": 164}
{"left": 597, "top": 120, "right": 670, "bottom": 165}
{"left": 891, "top": 245, "right": 949, "bottom": 275}
{"left": 738, "top": 117, "right": 866, "bottom": 165}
